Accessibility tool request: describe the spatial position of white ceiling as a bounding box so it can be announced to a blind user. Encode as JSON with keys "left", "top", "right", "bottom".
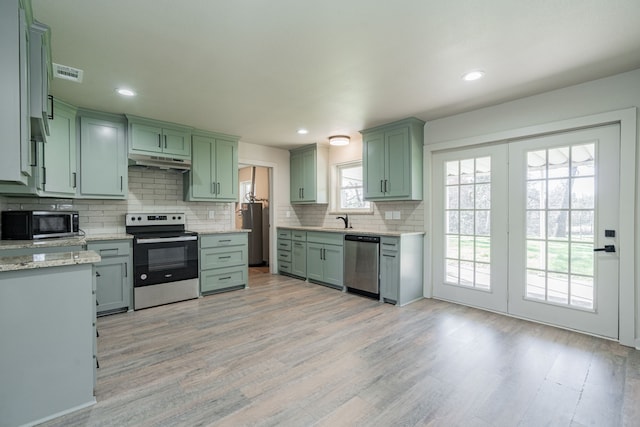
{"left": 33, "top": 0, "right": 640, "bottom": 149}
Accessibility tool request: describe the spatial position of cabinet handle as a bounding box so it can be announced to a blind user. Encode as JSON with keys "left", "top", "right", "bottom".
{"left": 30, "top": 139, "right": 37, "bottom": 167}
{"left": 380, "top": 180, "right": 384, "bottom": 193}
{"left": 95, "top": 271, "right": 101, "bottom": 277}
{"left": 217, "top": 182, "right": 220, "bottom": 195}
{"left": 120, "top": 176, "right": 123, "bottom": 191}
{"left": 164, "top": 135, "right": 167, "bottom": 149}
{"left": 72, "top": 172, "right": 77, "bottom": 188}
{"left": 42, "top": 167, "right": 46, "bottom": 185}
{"left": 124, "top": 262, "right": 128, "bottom": 277}
{"left": 158, "top": 135, "right": 162, "bottom": 148}
{"left": 302, "top": 188, "right": 304, "bottom": 199}
{"left": 382, "top": 254, "right": 396, "bottom": 258}
{"left": 219, "top": 239, "right": 231, "bottom": 243}
{"left": 384, "top": 179, "right": 388, "bottom": 193}
{"left": 219, "top": 276, "right": 232, "bottom": 281}
{"left": 47, "top": 95, "right": 54, "bottom": 120}
{"left": 218, "top": 256, "right": 231, "bottom": 260}
{"left": 212, "top": 182, "right": 216, "bottom": 194}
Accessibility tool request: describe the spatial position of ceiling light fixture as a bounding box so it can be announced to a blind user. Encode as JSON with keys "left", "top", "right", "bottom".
{"left": 462, "top": 70, "right": 485, "bottom": 81}
{"left": 116, "top": 88, "right": 136, "bottom": 97}
{"left": 329, "top": 135, "right": 350, "bottom": 146}
{"left": 297, "top": 129, "right": 309, "bottom": 135}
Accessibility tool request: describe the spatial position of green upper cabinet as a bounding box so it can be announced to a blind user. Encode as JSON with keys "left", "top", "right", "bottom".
{"left": 78, "top": 112, "right": 127, "bottom": 199}
{"left": 361, "top": 117, "right": 424, "bottom": 201}
{"left": 289, "top": 143, "right": 328, "bottom": 204}
{"left": 29, "top": 20, "right": 51, "bottom": 142}
{"left": 43, "top": 99, "right": 77, "bottom": 196}
{"left": 0, "top": 1, "right": 30, "bottom": 185}
{"left": 127, "top": 115, "right": 192, "bottom": 159}
{"left": 184, "top": 131, "right": 239, "bottom": 202}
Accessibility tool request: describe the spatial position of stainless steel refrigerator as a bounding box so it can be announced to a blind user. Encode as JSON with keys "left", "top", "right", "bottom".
{"left": 241, "top": 202, "right": 263, "bottom": 266}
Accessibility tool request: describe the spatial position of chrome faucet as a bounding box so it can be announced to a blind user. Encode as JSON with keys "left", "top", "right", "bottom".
{"left": 336, "top": 214, "right": 350, "bottom": 229}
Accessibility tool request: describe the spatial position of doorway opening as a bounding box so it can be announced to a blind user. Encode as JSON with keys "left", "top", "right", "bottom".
{"left": 236, "top": 165, "right": 272, "bottom": 272}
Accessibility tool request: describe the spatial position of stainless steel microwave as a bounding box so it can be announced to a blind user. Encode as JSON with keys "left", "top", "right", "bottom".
{"left": 1, "top": 210, "right": 80, "bottom": 240}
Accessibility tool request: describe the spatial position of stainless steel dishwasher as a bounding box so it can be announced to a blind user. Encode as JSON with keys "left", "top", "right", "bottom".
{"left": 344, "top": 234, "right": 380, "bottom": 298}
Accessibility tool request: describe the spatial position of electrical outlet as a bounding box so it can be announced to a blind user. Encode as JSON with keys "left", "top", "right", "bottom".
{"left": 393, "top": 211, "right": 401, "bottom": 220}
{"left": 208, "top": 210, "right": 215, "bottom": 219}
{"left": 385, "top": 211, "right": 392, "bottom": 220}
{"left": 286, "top": 211, "right": 291, "bottom": 218}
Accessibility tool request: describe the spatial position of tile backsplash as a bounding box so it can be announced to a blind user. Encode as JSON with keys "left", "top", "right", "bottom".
{"left": 0, "top": 167, "right": 234, "bottom": 236}
{"left": 282, "top": 201, "right": 424, "bottom": 233}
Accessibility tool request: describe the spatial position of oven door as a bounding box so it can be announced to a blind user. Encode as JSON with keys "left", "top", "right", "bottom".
{"left": 133, "top": 235, "right": 198, "bottom": 287}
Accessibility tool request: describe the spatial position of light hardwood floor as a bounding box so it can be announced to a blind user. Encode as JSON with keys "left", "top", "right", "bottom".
{"left": 40, "top": 271, "right": 640, "bottom": 426}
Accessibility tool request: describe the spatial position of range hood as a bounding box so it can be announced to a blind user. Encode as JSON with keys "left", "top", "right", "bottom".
{"left": 128, "top": 154, "right": 191, "bottom": 171}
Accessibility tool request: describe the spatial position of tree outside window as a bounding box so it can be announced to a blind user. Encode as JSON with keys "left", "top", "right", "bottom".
{"left": 336, "top": 162, "right": 371, "bottom": 212}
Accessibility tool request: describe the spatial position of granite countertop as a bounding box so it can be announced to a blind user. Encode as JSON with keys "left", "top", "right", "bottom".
{"left": 0, "top": 236, "right": 87, "bottom": 250}
{"left": 84, "top": 233, "right": 133, "bottom": 241}
{"left": 195, "top": 229, "right": 251, "bottom": 235}
{"left": 0, "top": 250, "right": 101, "bottom": 272}
{"left": 277, "top": 226, "right": 425, "bottom": 237}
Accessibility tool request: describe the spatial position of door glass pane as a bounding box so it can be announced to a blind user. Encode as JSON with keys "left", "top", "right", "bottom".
{"left": 444, "top": 157, "right": 492, "bottom": 289}
{"left": 524, "top": 143, "right": 596, "bottom": 309}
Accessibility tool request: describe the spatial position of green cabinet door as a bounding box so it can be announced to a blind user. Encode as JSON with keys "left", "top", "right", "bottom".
{"left": 363, "top": 130, "right": 386, "bottom": 199}
{"left": 290, "top": 150, "right": 304, "bottom": 202}
{"left": 95, "top": 256, "right": 129, "bottom": 314}
{"left": 214, "top": 137, "right": 238, "bottom": 200}
{"left": 380, "top": 250, "right": 400, "bottom": 303}
{"left": 44, "top": 100, "right": 76, "bottom": 195}
{"left": 300, "top": 148, "right": 317, "bottom": 201}
{"left": 306, "top": 242, "right": 324, "bottom": 282}
{"left": 79, "top": 116, "right": 127, "bottom": 198}
{"left": 322, "top": 244, "right": 344, "bottom": 287}
{"left": 130, "top": 122, "right": 162, "bottom": 153}
{"left": 384, "top": 126, "right": 411, "bottom": 198}
{"left": 190, "top": 135, "right": 214, "bottom": 199}
{"left": 162, "top": 127, "right": 190, "bottom": 157}
{"left": 291, "top": 241, "right": 307, "bottom": 277}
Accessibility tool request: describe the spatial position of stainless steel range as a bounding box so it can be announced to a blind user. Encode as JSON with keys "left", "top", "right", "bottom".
{"left": 126, "top": 213, "right": 199, "bottom": 310}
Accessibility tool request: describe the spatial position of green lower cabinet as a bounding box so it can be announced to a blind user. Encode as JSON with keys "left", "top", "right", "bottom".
{"left": 306, "top": 241, "right": 343, "bottom": 288}
{"left": 87, "top": 240, "right": 132, "bottom": 315}
{"left": 199, "top": 233, "right": 248, "bottom": 295}
{"left": 379, "top": 235, "right": 424, "bottom": 306}
{"left": 380, "top": 248, "right": 400, "bottom": 304}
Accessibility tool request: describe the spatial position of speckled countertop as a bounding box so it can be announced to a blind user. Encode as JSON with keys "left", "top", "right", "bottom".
{"left": 0, "top": 236, "right": 87, "bottom": 250}
{"left": 277, "top": 226, "right": 424, "bottom": 237}
{"left": 84, "top": 233, "right": 133, "bottom": 241}
{"left": 0, "top": 250, "right": 101, "bottom": 272}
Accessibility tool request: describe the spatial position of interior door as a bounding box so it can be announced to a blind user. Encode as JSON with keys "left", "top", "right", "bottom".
{"left": 507, "top": 124, "right": 620, "bottom": 338}
{"left": 432, "top": 145, "right": 509, "bottom": 313}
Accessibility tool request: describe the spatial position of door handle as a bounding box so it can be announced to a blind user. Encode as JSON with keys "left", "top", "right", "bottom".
{"left": 594, "top": 245, "right": 616, "bottom": 253}
{"left": 380, "top": 180, "right": 384, "bottom": 193}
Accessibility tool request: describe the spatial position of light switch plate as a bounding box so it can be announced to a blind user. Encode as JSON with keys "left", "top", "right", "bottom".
{"left": 393, "top": 211, "right": 401, "bottom": 220}
{"left": 208, "top": 210, "right": 215, "bottom": 219}
{"left": 385, "top": 211, "right": 393, "bottom": 220}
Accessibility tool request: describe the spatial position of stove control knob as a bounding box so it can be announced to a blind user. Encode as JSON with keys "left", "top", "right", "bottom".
{"left": 172, "top": 216, "right": 176, "bottom": 220}
{"left": 137, "top": 216, "right": 142, "bottom": 221}
{"left": 140, "top": 274, "right": 147, "bottom": 280}
{"left": 130, "top": 216, "right": 135, "bottom": 221}
{"left": 178, "top": 215, "right": 182, "bottom": 219}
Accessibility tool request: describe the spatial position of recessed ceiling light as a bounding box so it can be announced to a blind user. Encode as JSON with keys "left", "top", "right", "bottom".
{"left": 116, "top": 88, "right": 136, "bottom": 97}
{"left": 297, "top": 129, "right": 309, "bottom": 135}
{"left": 462, "top": 70, "right": 485, "bottom": 81}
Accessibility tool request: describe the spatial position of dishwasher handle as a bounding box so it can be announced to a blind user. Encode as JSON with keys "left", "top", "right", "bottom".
{"left": 345, "top": 234, "right": 380, "bottom": 243}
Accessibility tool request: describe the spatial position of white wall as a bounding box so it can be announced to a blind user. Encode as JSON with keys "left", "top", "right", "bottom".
{"left": 423, "top": 68, "right": 640, "bottom": 347}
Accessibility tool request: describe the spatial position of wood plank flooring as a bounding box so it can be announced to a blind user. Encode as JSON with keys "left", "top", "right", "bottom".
{"left": 40, "top": 271, "right": 640, "bottom": 427}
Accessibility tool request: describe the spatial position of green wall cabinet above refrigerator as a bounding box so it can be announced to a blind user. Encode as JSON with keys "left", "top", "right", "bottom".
{"left": 361, "top": 117, "right": 424, "bottom": 201}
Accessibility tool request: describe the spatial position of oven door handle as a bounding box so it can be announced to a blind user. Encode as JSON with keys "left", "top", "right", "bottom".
{"left": 136, "top": 236, "right": 198, "bottom": 244}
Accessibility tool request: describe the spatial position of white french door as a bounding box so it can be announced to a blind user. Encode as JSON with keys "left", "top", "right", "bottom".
{"left": 507, "top": 125, "right": 620, "bottom": 338}
{"left": 431, "top": 124, "right": 620, "bottom": 338}
{"left": 432, "top": 145, "right": 509, "bottom": 313}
